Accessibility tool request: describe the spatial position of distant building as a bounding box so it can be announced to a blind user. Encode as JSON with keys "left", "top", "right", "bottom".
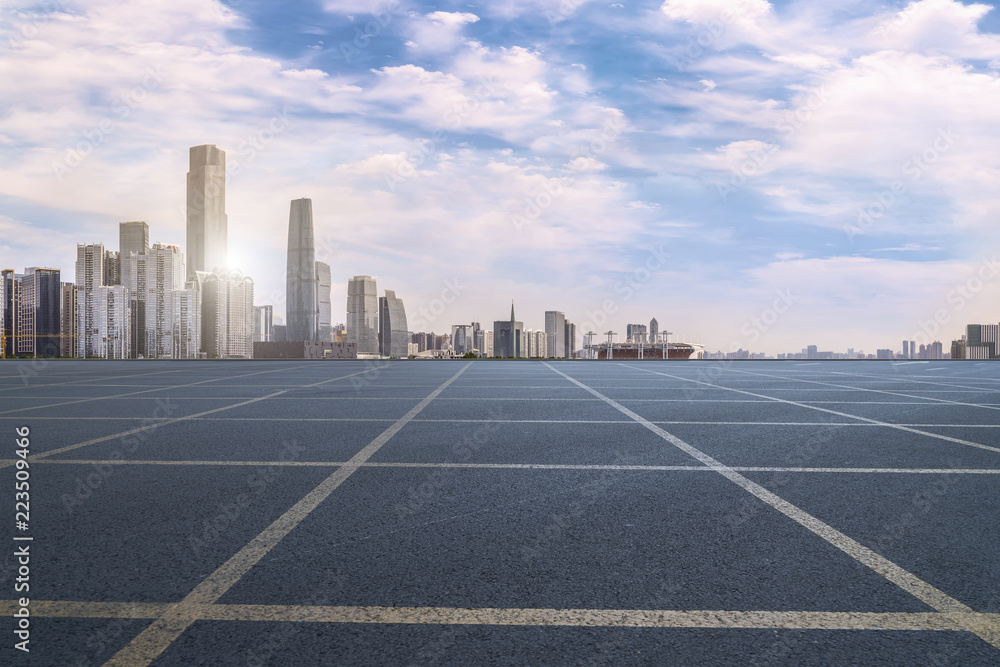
{"left": 951, "top": 339, "right": 966, "bottom": 360}
{"left": 378, "top": 290, "right": 409, "bottom": 357}
{"left": 76, "top": 243, "right": 109, "bottom": 358}
{"left": 60, "top": 283, "right": 78, "bottom": 357}
{"left": 193, "top": 268, "right": 254, "bottom": 359}
{"left": 650, "top": 317, "right": 659, "bottom": 344}
{"left": 347, "top": 275, "right": 378, "bottom": 354}
{"left": 565, "top": 320, "right": 577, "bottom": 358}
{"left": 876, "top": 348, "right": 893, "bottom": 359}
{"left": 145, "top": 243, "right": 184, "bottom": 359}
{"left": 286, "top": 198, "right": 317, "bottom": 342}
{"left": 451, "top": 322, "right": 480, "bottom": 355}
{"left": 545, "top": 311, "right": 565, "bottom": 358}
{"left": 626, "top": 323, "right": 647, "bottom": 344}
{"left": 253, "top": 305, "right": 273, "bottom": 343}
{"left": 965, "top": 324, "right": 999, "bottom": 359}
{"left": 95, "top": 285, "right": 130, "bottom": 360}
{"left": 254, "top": 340, "right": 356, "bottom": 359}
{"left": 1, "top": 267, "right": 61, "bottom": 358}
{"left": 526, "top": 329, "right": 547, "bottom": 357}
{"left": 186, "top": 145, "right": 228, "bottom": 280}
{"left": 171, "top": 286, "right": 201, "bottom": 359}
{"left": 493, "top": 302, "right": 523, "bottom": 358}
{"left": 120, "top": 221, "right": 150, "bottom": 357}
{"left": 103, "top": 250, "right": 120, "bottom": 286}
{"left": 315, "top": 260, "right": 331, "bottom": 342}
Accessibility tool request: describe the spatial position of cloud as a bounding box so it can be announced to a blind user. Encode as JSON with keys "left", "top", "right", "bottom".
{"left": 406, "top": 11, "right": 479, "bottom": 53}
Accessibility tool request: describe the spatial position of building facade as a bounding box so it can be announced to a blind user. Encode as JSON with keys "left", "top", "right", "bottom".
{"left": 195, "top": 268, "right": 254, "bottom": 359}
{"left": 76, "top": 243, "right": 107, "bottom": 358}
{"left": 493, "top": 303, "right": 523, "bottom": 358}
{"left": 316, "top": 260, "right": 331, "bottom": 342}
{"left": 378, "top": 290, "right": 409, "bottom": 357}
{"left": 60, "top": 283, "right": 78, "bottom": 357}
{"left": 347, "top": 275, "right": 378, "bottom": 355}
{"left": 95, "top": 285, "right": 130, "bottom": 360}
{"left": 144, "top": 243, "right": 184, "bottom": 358}
{"left": 286, "top": 198, "right": 317, "bottom": 342}
{"left": 186, "top": 145, "right": 228, "bottom": 280}
{"left": 545, "top": 311, "right": 565, "bottom": 358}
{"left": 253, "top": 305, "right": 273, "bottom": 343}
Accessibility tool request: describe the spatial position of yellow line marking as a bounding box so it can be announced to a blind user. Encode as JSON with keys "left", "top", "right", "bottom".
{"left": 0, "top": 599, "right": 997, "bottom": 633}
{"left": 103, "top": 363, "right": 471, "bottom": 667}
{"left": 546, "top": 363, "right": 1000, "bottom": 651}
{"left": 11, "top": 459, "right": 1000, "bottom": 475}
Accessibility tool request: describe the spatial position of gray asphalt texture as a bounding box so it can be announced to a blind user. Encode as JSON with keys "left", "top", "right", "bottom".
{"left": 0, "top": 359, "right": 998, "bottom": 666}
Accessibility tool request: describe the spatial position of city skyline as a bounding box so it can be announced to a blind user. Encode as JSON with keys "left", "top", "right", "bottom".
{"left": 2, "top": 0, "right": 1000, "bottom": 355}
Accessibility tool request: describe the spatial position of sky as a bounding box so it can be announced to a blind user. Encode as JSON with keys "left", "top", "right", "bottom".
{"left": 1, "top": 0, "right": 999, "bottom": 355}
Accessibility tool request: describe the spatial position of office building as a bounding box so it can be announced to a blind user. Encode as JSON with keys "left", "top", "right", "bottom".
{"left": 172, "top": 286, "right": 201, "bottom": 359}
{"left": 186, "top": 145, "right": 228, "bottom": 280}
{"left": 627, "top": 323, "right": 648, "bottom": 344}
{"left": 965, "top": 324, "right": 999, "bottom": 359}
{"left": 1, "top": 268, "right": 60, "bottom": 357}
{"left": 194, "top": 268, "right": 254, "bottom": 359}
{"left": 316, "top": 261, "right": 331, "bottom": 342}
{"left": 378, "top": 289, "right": 409, "bottom": 358}
{"left": 650, "top": 317, "right": 659, "bottom": 344}
{"left": 103, "top": 250, "right": 120, "bottom": 286}
{"left": 565, "top": 320, "right": 577, "bottom": 359}
{"left": 60, "top": 283, "right": 78, "bottom": 357}
{"left": 1, "top": 270, "right": 13, "bottom": 358}
{"left": 76, "top": 243, "right": 108, "bottom": 358}
{"left": 451, "top": 322, "right": 480, "bottom": 355}
{"left": 545, "top": 311, "right": 565, "bottom": 358}
{"left": 95, "top": 285, "right": 130, "bottom": 360}
{"left": 144, "top": 243, "right": 184, "bottom": 358}
{"left": 286, "top": 198, "right": 317, "bottom": 342}
{"left": 119, "top": 221, "right": 149, "bottom": 290}
{"left": 253, "top": 305, "right": 273, "bottom": 343}
{"left": 493, "top": 303, "right": 523, "bottom": 358}
{"left": 347, "top": 275, "right": 378, "bottom": 355}
{"left": 526, "top": 329, "right": 547, "bottom": 358}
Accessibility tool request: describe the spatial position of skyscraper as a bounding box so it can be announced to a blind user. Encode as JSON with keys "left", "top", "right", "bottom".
{"left": 565, "top": 320, "right": 577, "bottom": 358}
{"left": 286, "top": 198, "right": 317, "bottom": 342}
{"left": 253, "top": 305, "right": 273, "bottom": 343}
{"left": 60, "top": 283, "right": 78, "bottom": 358}
{"left": 144, "top": 243, "right": 184, "bottom": 358}
{"left": 103, "top": 250, "right": 120, "bottom": 286}
{"left": 120, "top": 221, "right": 150, "bottom": 357}
{"left": 545, "top": 311, "right": 565, "bottom": 359}
{"left": 186, "top": 145, "right": 228, "bottom": 280}
{"left": 95, "top": 285, "right": 130, "bottom": 359}
{"left": 18, "top": 268, "right": 61, "bottom": 357}
{"left": 493, "top": 302, "right": 523, "bottom": 358}
{"left": 1, "top": 269, "right": 13, "bottom": 358}
{"left": 76, "top": 243, "right": 108, "bottom": 358}
{"left": 194, "top": 268, "right": 254, "bottom": 359}
{"left": 378, "top": 290, "right": 409, "bottom": 357}
{"left": 172, "top": 287, "right": 201, "bottom": 359}
{"left": 650, "top": 317, "right": 659, "bottom": 344}
{"left": 347, "top": 275, "right": 379, "bottom": 355}
{"left": 315, "top": 260, "right": 331, "bottom": 342}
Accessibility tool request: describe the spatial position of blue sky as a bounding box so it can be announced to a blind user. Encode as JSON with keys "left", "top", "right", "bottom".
{"left": 2, "top": 0, "right": 1000, "bottom": 354}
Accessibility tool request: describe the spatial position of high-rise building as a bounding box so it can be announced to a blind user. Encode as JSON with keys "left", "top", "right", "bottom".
{"left": 902, "top": 340, "right": 910, "bottom": 359}
{"left": 526, "top": 329, "right": 547, "bottom": 358}
{"left": 493, "top": 303, "right": 523, "bottom": 358}
{"left": 253, "top": 305, "right": 273, "bottom": 343}
{"left": 60, "top": 283, "right": 78, "bottom": 357}
{"left": 76, "top": 243, "right": 109, "bottom": 359}
{"left": 626, "top": 323, "right": 647, "bottom": 344}
{"left": 315, "top": 260, "right": 331, "bottom": 342}
{"left": 144, "top": 243, "right": 184, "bottom": 358}
{"left": 171, "top": 286, "right": 201, "bottom": 359}
{"left": 378, "top": 290, "right": 409, "bottom": 357}
{"left": 119, "top": 220, "right": 150, "bottom": 357}
{"left": 119, "top": 221, "right": 149, "bottom": 289}
{"left": 14, "top": 268, "right": 61, "bottom": 357}
{"left": 650, "top": 317, "right": 659, "bottom": 344}
{"left": 347, "top": 275, "right": 378, "bottom": 354}
{"left": 565, "top": 320, "right": 577, "bottom": 358}
{"left": 1, "top": 269, "right": 14, "bottom": 358}
{"left": 965, "top": 324, "right": 999, "bottom": 359}
{"left": 95, "top": 285, "right": 130, "bottom": 359}
{"left": 193, "top": 268, "right": 254, "bottom": 359}
{"left": 186, "top": 145, "right": 228, "bottom": 280}
{"left": 545, "top": 311, "right": 565, "bottom": 359}
{"left": 286, "top": 198, "right": 317, "bottom": 342}
{"left": 103, "top": 250, "right": 120, "bottom": 286}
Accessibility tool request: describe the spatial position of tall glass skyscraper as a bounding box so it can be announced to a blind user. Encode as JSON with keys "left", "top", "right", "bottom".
{"left": 286, "top": 198, "right": 317, "bottom": 342}
{"left": 378, "top": 290, "right": 408, "bottom": 357}
{"left": 347, "top": 275, "right": 378, "bottom": 355}
{"left": 315, "top": 260, "right": 331, "bottom": 342}
{"left": 186, "top": 145, "right": 228, "bottom": 280}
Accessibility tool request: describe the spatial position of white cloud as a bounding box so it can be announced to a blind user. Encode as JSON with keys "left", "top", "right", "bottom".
{"left": 406, "top": 11, "right": 479, "bottom": 53}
